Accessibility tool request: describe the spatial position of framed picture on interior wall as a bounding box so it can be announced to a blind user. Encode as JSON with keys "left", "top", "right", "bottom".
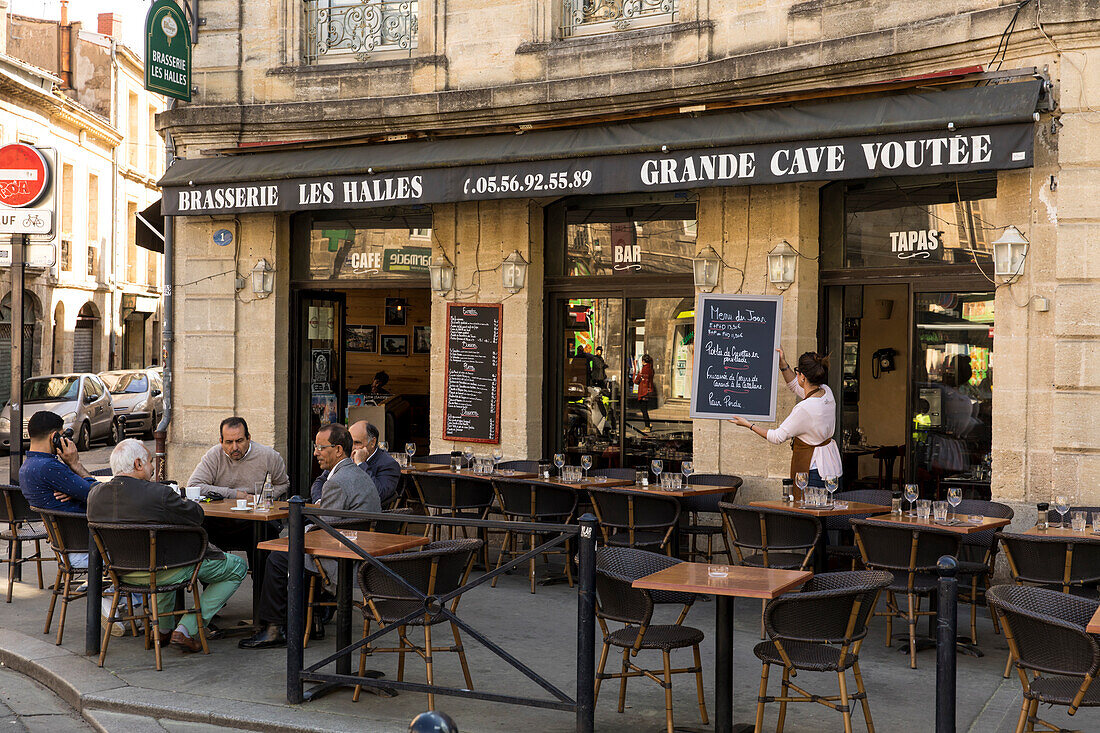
{"left": 413, "top": 325, "right": 431, "bottom": 354}
{"left": 384, "top": 297, "right": 407, "bottom": 326}
{"left": 345, "top": 325, "right": 377, "bottom": 353}
{"left": 381, "top": 334, "right": 408, "bottom": 356}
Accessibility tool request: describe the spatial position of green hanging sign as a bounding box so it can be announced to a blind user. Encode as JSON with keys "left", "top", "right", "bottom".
{"left": 144, "top": 0, "right": 191, "bottom": 102}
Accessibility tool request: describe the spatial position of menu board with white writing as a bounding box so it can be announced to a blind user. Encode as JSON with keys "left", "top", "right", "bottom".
{"left": 690, "top": 294, "right": 783, "bottom": 421}
{"left": 443, "top": 303, "right": 502, "bottom": 444}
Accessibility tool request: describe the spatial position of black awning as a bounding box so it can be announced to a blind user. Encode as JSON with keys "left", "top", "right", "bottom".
{"left": 135, "top": 199, "right": 164, "bottom": 253}
{"left": 160, "top": 79, "right": 1045, "bottom": 216}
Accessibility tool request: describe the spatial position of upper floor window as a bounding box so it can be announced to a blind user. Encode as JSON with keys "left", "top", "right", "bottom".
{"left": 561, "top": 0, "right": 678, "bottom": 39}
{"left": 304, "top": 0, "right": 418, "bottom": 63}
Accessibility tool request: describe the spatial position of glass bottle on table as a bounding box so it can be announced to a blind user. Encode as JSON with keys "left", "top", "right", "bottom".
{"left": 1035, "top": 502, "right": 1049, "bottom": 531}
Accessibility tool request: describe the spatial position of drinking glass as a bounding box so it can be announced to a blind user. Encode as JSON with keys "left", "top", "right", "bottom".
{"left": 1054, "top": 495, "right": 1070, "bottom": 528}
{"left": 824, "top": 475, "right": 839, "bottom": 504}
{"left": 554, "top": 453, "right": 566, "bottom": 479}
{"left": 651, "top": 459, "right": 664, "bottom": 483}
{"left": 794, "top": 473, "right": 809, "bottom": 503}
{"left": 581, "top": 454, "right": 593, "bottom": 480}
{"left": 492, "top": 448, "right": 504, "bottom": 472}
{"left": 1093, "top": 512, "right": 1100, "bottom": 535}
{"left": 405, "top": 442, "right": 417, "bottom": 462}
{"left": 1071, "top": 511, "right": 1087, "bottom": 533}
{"left": 669, "top": 474, "right": 682, "bottom": 491}
{"left": 904, "top": 484, "right": 919, "bottom": 516}
{"left": 916, "top": 499, "right": 931, "bottom": 521}
{"left": 450, "top": 454, "right": 462, "bottom": 471}
{"left": 635, "top": 468, "right": 648, "bottom": 486}
{"left": 933, "top": 501, "right": 948, "bottom": 523}
{"left": 463, "top": 446, "right": 475, "bottom": 469}
{"left": 947, "top": 487, "right": 962, "bottom": 521}
{"left": 379, "top": 441, "right": 389, "bottom": 453}
{"left": 681, "top": 461, "right": 694, "bottom": 487}
{"left": 538, "top": 461, "right": 551, "bottom": 479}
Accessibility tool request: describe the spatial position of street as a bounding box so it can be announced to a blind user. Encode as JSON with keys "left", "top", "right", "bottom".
{"left": 0, "top": 439, "right": 154, "bottom": 478}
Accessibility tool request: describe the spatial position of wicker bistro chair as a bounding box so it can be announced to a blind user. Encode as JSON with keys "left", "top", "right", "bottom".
{"left": 88, "top": 522, "right": 211, "bottom": 671}
{"left": 754, "top": 570, "right": 893, "bottom": 733}
{"left": 302, "top": 509, "right": 417, "bottom": 648}
{"left": 679, "top": 473, "right": 742, "bottom": 563}
{"left": 420, "top": 453, "right": 453, "bottom": 465}
{"left": 354, "top": 538, "right": 482, "bottom": 709}
{"left": 590, "top": 467, "right": 640, "bottom": 482}
{"left": 497, "top": 460, "right": 540, "bottom": 473}
{"left": 950, "top": 499, "right": 1014, "bottom": 643}
{"left": 987, "top": 584, "right": 1100, "bottom": 733}
{"left": 409, "top": 470, "right": 494, "bottom": 567}
{"left": 593, "top": 547, "right": 707, "bottom": 733}
{"left": 589, "top": 490, "right": 680, "bottom": 555}
{"left": 824, "top": 490, "right": 893, "bottom": 570}
{"left": 33, "top": 507, "right": 89, "bottom": 645}
{"left": 850, "top": 518, "right": 962, "bottom": 669}
{"left": 491, "top": 478, "right": 577, "bottom": 593}
{"left": 1, "top": 484, "right": 47, "bottom": 603}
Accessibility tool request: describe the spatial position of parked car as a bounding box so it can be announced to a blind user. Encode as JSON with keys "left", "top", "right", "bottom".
{"left": 0, "top": 373, "right": 117, "bottom": 451}
{"left": 99, "top": 369, "right": 163, "bottom": 438}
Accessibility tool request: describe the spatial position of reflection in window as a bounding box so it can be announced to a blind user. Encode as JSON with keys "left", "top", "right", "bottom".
{"left": 307, "top": 225, "right": 432, "bottom": 281}
{"left": 565, "top": 203, "right": 696, "bottom": 276}
{"left": 562, "top": 0, "right": 678, "bottom": 38}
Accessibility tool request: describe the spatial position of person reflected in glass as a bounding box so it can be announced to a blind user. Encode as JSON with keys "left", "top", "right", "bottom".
{"left": 727, "top": 349, "right": 842, "bottom": 501}
{"left": 634, "top": 353, "right": 655, "bottom": 432}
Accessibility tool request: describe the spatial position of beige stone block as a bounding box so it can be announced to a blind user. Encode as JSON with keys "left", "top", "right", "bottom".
{"left": 1054, "top": 283, "right": 1100, "bottom": 337}
{"left": 1053, "top": 340, "right": 1100, "bottom": 389}
{"left": 1055, "top": 222, "right": 1100, "bottom": 281}
{"left": 991, "top": 449, "right": 1025, "bottom": 502}
{"left": 1051, "top": 391, "right": 1100, "bottom": 450}
{"left": 1052, "top": 167, "right": 1100, "bottom": 222}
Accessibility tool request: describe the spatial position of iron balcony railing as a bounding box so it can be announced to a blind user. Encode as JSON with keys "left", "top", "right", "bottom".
{"left": 561, "top": 0, "right": 677, "bottom": 38}
{"left": 304, "top": 0, "right": 418, "bottom": 63}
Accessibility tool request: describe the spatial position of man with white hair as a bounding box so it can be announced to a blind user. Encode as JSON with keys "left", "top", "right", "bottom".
{"left": 87, "top": 440, "right": 247, "bottom": 654}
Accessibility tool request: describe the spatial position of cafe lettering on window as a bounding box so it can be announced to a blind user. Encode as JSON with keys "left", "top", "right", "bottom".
{"left": 309, "top": 227, "right": 431, "bottom": 281}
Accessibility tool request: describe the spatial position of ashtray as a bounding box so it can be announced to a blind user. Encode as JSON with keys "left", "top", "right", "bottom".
{"left": 707, "top": 566, "right": 730, "bottom": 579}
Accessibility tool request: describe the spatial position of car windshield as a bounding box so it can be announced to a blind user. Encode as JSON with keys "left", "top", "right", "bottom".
{"left": 23, "top": 377, "right": 80, "bottom": 403}
{"left": 101, "top": 373, "right": 147, "bottom": 394}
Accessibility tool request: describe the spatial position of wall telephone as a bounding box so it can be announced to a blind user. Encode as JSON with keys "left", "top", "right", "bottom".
{"left": 872, "top": 348, "right": 898, "bottom": 378}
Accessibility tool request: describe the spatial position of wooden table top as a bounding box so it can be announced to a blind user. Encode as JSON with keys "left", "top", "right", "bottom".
{"left": 633, "top": 563, "right": 812, "bottom": 599}
{"left": 258, "top": 530, "right": 428, "bottom": 560}
{"left": 586, "top": 482, "right": 733, "bottom": 498}
{"left": 1088, "top": 605, "right": 1100, "bottom": 635}
{"left": 864, "top": 513, "right": 1011, "bottom": 534}
{"left": 199, "top": 499, "right": 293, "bottom": 521}
{"left": 751, "top": 500, "right": 889, "bottom": 517}
{"left": 534, "top": 476, "right": 635, "bottom": 490}
{"left": 1023, "top": 525, "right": 1100, "bottom": 539}
{"left": 401, "top": 463, "right": 452, "bottom": 474}
{"left": 421, "top": 467, "right": 538, "bottom": 480}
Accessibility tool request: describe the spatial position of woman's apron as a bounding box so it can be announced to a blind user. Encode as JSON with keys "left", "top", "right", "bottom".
{"left": 790, "top": 437, "right": 833, "bottom": 500}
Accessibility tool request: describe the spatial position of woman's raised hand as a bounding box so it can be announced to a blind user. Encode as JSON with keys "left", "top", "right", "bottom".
{"left": 776, "top": 347, "right": 788, "bottom": 371}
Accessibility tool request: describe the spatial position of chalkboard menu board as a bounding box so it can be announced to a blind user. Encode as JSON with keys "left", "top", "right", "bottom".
{"left": 443, "top": 303, "right": 502, "bottom": 443}
{"left": 690, "top": 294, "right": 783, "bottom": 421}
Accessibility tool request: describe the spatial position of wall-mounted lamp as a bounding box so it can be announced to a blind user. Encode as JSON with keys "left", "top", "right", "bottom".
{"left": 692, "top": 245, "right": 721, "bottom": 292}
{"left": 428, "top": 253, "right": 455, "bottom": 295}
{"left": 250, "top": 258, "right": 274, "bottom": 298}
{"left": 502, "top": 250, "right": 529, "bottom": 294}
{"left": 767, "top": 241, "right": 797, "bottom": 291}
{"left": 992, "top": 225, "right": 1029, "bottom": 283}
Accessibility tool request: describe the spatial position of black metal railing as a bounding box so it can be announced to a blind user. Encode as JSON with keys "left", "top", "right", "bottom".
{"left": 285, "top": 498, "right": 597, "bottom": 732}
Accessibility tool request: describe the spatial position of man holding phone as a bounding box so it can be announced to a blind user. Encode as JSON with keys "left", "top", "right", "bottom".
{"left": 19, "top": 411, "right": 97, "bottom": 512}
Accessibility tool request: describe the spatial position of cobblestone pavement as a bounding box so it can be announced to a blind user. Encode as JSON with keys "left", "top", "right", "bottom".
{"left": 0, "top": 664, "right": 91, "bottom": 732}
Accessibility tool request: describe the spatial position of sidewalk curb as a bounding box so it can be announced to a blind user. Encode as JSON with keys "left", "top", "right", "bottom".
{"left": 0, "top": 628, "right": 388, "bottom": 733}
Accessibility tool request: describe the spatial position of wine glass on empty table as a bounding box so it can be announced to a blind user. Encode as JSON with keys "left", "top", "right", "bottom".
{"left": 651, "top": 459, "right": 664, "bottom": 485}
{"left": 1055, "top": 495, "right": 1071, "bottom": 528}
{"left": 554, "top": 453, "right": 566, "bottom": 480}
{"left": 681, "top": 460, "right": 694, "bottom": 487}
{"left": 904, "top": 483, "right": 919, "bottom": 517}
{"left": 947, "top": 487, "right": 962, "bottom": 521}
{"left": 794, "top": 472, "right": 809, "bottom": 503}
{"left": 463, "top": 446, "right": 475, "bottom": 469}
{"left": 492, "top": 448, "right": 504, "bottom": 473}
{"left": 824, "top": 474, "right": 839, "bottom": 505}
{"left": 405, "top": 442, "right": 417, "bottom": 463}
{"left": 581, "top": 454, "right": 593, "bottom": 481}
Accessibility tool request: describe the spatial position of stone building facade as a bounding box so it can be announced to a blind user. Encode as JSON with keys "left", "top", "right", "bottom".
{"left": 159, "top": 0, "right": 1099, "bottom": 515}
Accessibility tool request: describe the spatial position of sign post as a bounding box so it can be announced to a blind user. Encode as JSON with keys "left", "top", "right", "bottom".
{"left": 144, "top": 0, "right": 192, "bottom": 102}
{"left": 9, "top": 233, "right": 23, "bottom": 484}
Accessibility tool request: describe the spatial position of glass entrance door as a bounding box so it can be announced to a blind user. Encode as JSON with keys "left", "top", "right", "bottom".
{"left": 289, "top": 290, "right": 346, "bottom": 495}
{"left": 554, "top": 294, "right": 694, "bottom": 471}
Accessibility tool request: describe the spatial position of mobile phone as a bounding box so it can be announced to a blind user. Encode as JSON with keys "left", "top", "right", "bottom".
{"left": 51, "top": 428, "right": 74, "bottom": 454}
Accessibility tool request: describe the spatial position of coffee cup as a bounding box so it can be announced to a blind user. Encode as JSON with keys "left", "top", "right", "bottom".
{"left": 185, "top": 486, "right": 201, "bottom": 501}
{"left": 236, "top": 498, "right": 248, "bottom": 510}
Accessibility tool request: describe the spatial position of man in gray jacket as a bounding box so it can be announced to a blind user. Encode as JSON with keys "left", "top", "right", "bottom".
{"left": 239, "top": 423, "right": 380, "bottom": 649}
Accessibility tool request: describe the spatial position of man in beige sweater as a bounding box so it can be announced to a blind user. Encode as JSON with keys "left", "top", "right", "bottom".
{"left": 187, "top": 417, "right": 290, "bottom": 501}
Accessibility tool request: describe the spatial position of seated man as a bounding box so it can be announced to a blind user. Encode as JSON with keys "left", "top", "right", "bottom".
{"left": 240, "top": 423, "right": 381, "bottom": 649}
{"left": 87, "top": 439, "right": 247, "bottom": 653}
{"left": 187, "top": 417, "right": 289, "bottom": 552}
{"left": 20, "top": 411, "right": 97, "bottom": 513}
{"left": 308, "top": 420, "right": 395, "bottom": 504}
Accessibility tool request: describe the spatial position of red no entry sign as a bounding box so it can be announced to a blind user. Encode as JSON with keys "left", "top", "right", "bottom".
{"left": 0, "top": 144, "right": 50, "bottom": 208}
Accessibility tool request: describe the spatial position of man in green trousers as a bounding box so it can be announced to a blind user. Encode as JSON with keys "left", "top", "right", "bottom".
{"left": 87, "top": 439, "right": 247, "bottom": 653}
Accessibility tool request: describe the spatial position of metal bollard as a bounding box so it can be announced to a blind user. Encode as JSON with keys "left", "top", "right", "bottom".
{"left": 575, "top": 513, "right": 597, "bottom": 733}
{"left": 935, "top": 555, "right": 958, "bottom": 733}
{"left": 286, "top": 496, "right": 305, "bottom": 704}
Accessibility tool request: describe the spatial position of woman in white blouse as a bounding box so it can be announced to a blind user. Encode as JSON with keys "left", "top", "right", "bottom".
{"left": 728, "top": 349, "right": 842, "bottom": 494}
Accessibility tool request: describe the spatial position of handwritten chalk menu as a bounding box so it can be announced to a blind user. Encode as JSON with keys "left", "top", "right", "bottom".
{"left": 690, "top": 294, "right": 783, "bottom": 421}
{"left": 443, "top": 303, "right": 502, "bottom": 444}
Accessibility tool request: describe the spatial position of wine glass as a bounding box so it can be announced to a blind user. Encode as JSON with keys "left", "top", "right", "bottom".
{"left": 651, "top": 459, "right": 664, "bottom": 484}
{"left": 1054, "top": 494, "right": 1071, "bottom": 529}
{"left": 824, "top": 474, "right": 839, "bottom": 505}
{"left": 379, "top": 441, "right": 389, "bottom": 453}
{"left": 581, "top": 454, "right": 593, "bottom": 480}
{"left": 492, "top": 448, "right": 504, "bottom": 472}
{"left": 904, "top": 484, "right": 919, "bottom": 517}
{"left": 947, "top": 487, "right": 962, "bottom": 521}
{"left": 794, "top": 472, "right": 809, "bottom": 503}
{"left": 554, "top": 453, "right": 565, "bottom": 480}
{"left": 681, "top": 460, "right": 694, "bottom": 487}
{"left": 463, "top": 446, "right": 475, "bottom": 469}
{"left": 405, "top": 442, "right": 416, "bottom": 462}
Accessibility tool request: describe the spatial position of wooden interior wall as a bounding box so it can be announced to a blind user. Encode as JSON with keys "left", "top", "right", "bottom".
{"left": 345, "top": 288, "right": 430, "bottom": 396}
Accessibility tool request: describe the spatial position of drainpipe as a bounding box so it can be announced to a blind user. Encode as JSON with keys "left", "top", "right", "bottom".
{"left": 154, "top": 110, "right": 174, "bottom": 481}
{"left": 108, "top": 37, "right": 118, "bottom": 370}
